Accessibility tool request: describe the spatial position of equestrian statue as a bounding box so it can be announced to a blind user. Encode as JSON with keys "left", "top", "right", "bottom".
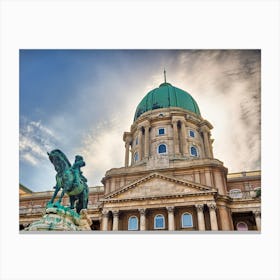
{"left": 47, "top": 149, "right": 89, "bottom": 214}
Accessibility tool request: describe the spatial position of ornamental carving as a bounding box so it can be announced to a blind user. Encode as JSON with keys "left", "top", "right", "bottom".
{"left": 195, "top": 204, "right": 204, "bottom": 211}
{"left": 139, "top": 208, "right": 146, "bottom": 215}
{"left": 166, "top": 206, "right": 175, "bottom": 213}
{"left": 208, "top": 203, "right": 217, "bottom": 210}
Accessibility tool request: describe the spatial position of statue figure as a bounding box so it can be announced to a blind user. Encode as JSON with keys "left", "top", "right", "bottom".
{"left": 47, "top": 149, "right": 89, "bottom": 214}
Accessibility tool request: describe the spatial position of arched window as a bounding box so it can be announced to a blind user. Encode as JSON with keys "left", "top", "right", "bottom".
{"left": 158, "top": 127, "right": 165, "bottom": 135}
{"left": 134, "top": 152, "right": 139, "bottom": 162}
{"left": 189, "top": 130, "right": 195, "bottom": 138}
{"left": 158, "top": 144, "right": 167, "bottom": 154}
{"left": 135, "top": 137, "right": 138, "bottom": 145}
{"left": 154, "top": 214, "right": 165, "bottom": 229}
{"left": 229, "top": 189, "right": 242, "bottom": 198}
{"left": 128, "top": 216, "right": 139, "bottom": 231}
{"left": 190, "top": 146, "right": 198, "bottom": 157}
{"left": 237, "top": 221, "right": 248, "bottom": 231}
{"left": 181, "top": 212, "right": 193, "bottom": 228}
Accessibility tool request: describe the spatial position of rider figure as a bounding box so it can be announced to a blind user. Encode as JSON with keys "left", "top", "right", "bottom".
{"left": 72, "top": 155, "right": 87, "bottom": 188}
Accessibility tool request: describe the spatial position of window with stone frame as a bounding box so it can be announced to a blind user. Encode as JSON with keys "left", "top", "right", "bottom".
{"left": 158, "top": 144, "right": 167, "bottom": 154}
{"left": 158, "top": 127, "right": 165, "bottom": 135}
{"left": 154, "top": 214, "right": 165, "bottom": 229}
{"left": 128, "top": 216, "right": 138, "bottom": 230}
{"left": 189, "top": 130, "right": 195, "bottom": 138}
{"left": 190, "top": 146, "right": 198, "bottom": 157}
{"left": 181, "top": 212, "right": 193, "bottom": 228}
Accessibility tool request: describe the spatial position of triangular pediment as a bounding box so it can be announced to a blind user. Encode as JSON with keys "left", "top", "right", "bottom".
{"left": 103, "top": 173, "right": 216, "bottom": 201}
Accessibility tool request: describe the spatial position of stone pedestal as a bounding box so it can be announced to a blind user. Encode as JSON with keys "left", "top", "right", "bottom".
{"left": 25, "top": 203, "right": 92, "bottom": 231}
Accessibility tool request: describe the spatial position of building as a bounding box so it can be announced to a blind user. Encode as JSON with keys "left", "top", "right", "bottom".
{"left": 19, "top": 79, "right": 261, "bottom": 231}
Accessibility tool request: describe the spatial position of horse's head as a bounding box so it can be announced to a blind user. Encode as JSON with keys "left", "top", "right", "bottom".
{"left": 48, "top": 149, "right": 72, "bottom": 174}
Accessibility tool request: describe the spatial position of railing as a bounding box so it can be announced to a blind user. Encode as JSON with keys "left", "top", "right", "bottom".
{"left": 19, "top": 206, "right": 44, "bottom": 215}
{"left": 228, "top": 190, "right": 259, "bottom": 199}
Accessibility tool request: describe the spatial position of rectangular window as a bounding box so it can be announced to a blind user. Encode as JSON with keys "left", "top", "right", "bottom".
{"left": 158, "top": 128, "right": 165, "bottom": 135}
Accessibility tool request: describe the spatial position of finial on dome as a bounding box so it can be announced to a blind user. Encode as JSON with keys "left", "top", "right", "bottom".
{"left": 164, "top": 69, "right": 167, "bottom": 83}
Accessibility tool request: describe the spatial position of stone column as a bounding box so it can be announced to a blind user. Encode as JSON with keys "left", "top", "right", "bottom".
{"left": 208, "top": 203, "right": 219, "bottom": 230}
{"left": 102, "top": 210, "right": 109, "bottom": 231}
{"left": 254, "top": 210, "right": 261, "bottom": 231}
{"left": 139, "top": 208, "right": 146, "bottom": 231}
{"left": 195, "top": 204, "right": 205, "bottom": 231}
{"left": 125, "top": 142, "right": 130, "bottom": 167}
{"left": 167, "top": 206, "right": 175, "bottom": 231}
{"left": 144, "top": 125, "right": 150, "bottom": 158}
{"left": 180, "top": 121, "right": 188, "bottom": 155}
{"left": 172, "top": 121, "right": 180, "bottom": 155}
{"left": 200, "top": 126, "right": 211, "bottom": 158}
{"left": 218, "top": 205, "right": 233, "bottom": 230}
{"left": 112, "top": 210, "right": 119, "bottom": 231}
{"left": 138, "top": 127, "right": 143, "bottom": 160}
{"left": 123, "top": 132, "right": 132, "bottom": 167}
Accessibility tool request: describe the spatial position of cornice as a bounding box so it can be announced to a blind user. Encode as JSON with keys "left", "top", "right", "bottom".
{"left": 103, "top": 158, "right": 227, "bottom": 179}
{"left": 100, "top": 190, "right": 217, "bottom": 203}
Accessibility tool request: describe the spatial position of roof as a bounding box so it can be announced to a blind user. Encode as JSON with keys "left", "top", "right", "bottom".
{"left": 134, "top": 82, "right": 201, "bottom": 121}
{"left": 19, "top": 183, "right": 33, "bottom": 195}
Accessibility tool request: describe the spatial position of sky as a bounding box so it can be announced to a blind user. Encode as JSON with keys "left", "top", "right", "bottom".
{"left": 19, "top": 49, "right": 261, "bottom": 192}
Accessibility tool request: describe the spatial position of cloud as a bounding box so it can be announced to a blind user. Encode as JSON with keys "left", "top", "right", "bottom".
{"left": 173, "top": 50, "right": 261, "bottom": 172}
{"left": 76, "top": 115, "right": 128, "bottom": 186}
{"left": 19, "top": 119, "right": 59, "bottom": 165}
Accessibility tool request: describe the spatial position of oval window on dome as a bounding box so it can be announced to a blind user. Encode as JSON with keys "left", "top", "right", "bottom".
{"left": 189, "top": 130, "right": 195, "bottom": 138}
{"left": 158, "top": 144, "right": 167, "bottom": 154}
{"left": 190, "top": 146, "right": 198, "bottom": 157}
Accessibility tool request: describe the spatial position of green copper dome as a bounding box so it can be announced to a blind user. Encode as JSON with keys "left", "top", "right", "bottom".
{"left": 134, "top": 82, "right": 201, "bottom": 121}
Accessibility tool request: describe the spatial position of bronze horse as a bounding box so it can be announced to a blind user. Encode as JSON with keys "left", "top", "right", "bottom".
{"left": 48, "top": 149, "right": 88, "bottom": 213}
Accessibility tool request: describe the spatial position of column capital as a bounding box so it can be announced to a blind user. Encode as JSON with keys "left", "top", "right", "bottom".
{"left": 166, "top": 206, "right": 175, "bottom": 213}
{"left": 140, "top": 120, "right": 150, "bottom": 128}
{"left": 102, "top": 209, "right": 109, "bottom": 217}
{"left": 195, "top": 204, "right": 204, "bottom": 211}
{"left": 123, "top": 132, "right": 132, "bottom": 143}
{"left": 138, "top": 208, "right": 146, "bottom": 215}
{"left": 207, "top": 202, "right": 217, "bottom": 210}
{"left": 112, "top": 210, "right": 119, "bottom": 217}
{"left": 171, "top": 120, "right": 178, "bottom": 126}
{"left": 253, "top": 210, "right": 261, "bottom": 217}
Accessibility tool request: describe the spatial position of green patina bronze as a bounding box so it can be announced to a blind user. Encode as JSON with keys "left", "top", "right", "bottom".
{"left": 47, "top": 149, "right": 89, "bottom": 214}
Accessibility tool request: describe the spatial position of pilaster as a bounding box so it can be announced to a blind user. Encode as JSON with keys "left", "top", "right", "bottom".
{"left": 172, "top": 120, "right": 180, "bottom": 155}
{"left": 112, "top": 210, "right": 119, "bottom": 231}
{"left": 195, "top": 204, "right": 205, "bottom": 231}
{"left": 207, "top": 203, "right": 218, "bottom": 230}
{"left": 254, "top": 210, "right": 261, "bottom": 231}
{"left": 102, "top": 210, "right": 109, "bottom": 231}
{"left": 167, "top": 206, "right": 175, "bottom": 231}
{"left": 139, "top": 208, "right": 146, "bottom": 231}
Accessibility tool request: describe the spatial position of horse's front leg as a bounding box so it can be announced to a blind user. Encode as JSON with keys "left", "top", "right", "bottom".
{"left": 49, "top": 185, "right": 60, "bottom": 204}
{"left": 58, "top": 188, "right": 65, "bottom": 204}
